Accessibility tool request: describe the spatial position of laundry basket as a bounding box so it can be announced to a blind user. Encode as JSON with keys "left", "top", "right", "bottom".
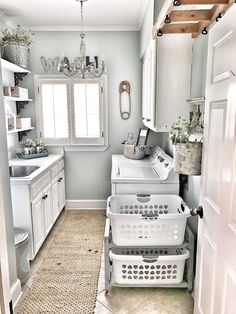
{"left": 107, "top": 194, "right": 191, "bottom": 246}
{"left": 109, "top": 246, "right": 189, "bottom": 285}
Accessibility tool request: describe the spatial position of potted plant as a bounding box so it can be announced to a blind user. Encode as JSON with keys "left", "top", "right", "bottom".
{"left": 170, "top": 112, "right": 203, "bottom": 175}
{"left": 34, "top": 139, "right": 44, "bottom": 154}
{"left": 1, "top": 25, "right": 34, "bottom": 68}
{"left": 21, "top": 138, "right": 35, "bottom": 155}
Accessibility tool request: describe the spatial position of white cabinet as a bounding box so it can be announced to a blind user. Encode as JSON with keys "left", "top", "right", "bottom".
{"left": 11, "top": 156, "right": 65, "bottom": 259}
{"left": 142, "top": 35, "right": 193, "bottom": 132}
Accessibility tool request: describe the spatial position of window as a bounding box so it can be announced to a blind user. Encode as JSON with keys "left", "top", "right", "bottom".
{"left": 35, "top": 75, "right": 108, "bottom": 149}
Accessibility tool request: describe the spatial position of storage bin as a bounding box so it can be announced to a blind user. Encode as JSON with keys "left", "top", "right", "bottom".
{"left": 109, "top": 246, "right": 189, "bottom": 285}
{"left": 16, "top": 117, "right": 31, "bottom": 129}
{"left": 10, "top": 86, "right": 29, "bottom": 99}
{"left": 107, "top": 194, "right": 190, "bottom": 246}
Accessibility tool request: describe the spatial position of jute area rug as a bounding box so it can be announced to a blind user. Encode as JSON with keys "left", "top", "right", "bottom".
{"left": 16, "top": 210, "right": 106, "bottom": 314}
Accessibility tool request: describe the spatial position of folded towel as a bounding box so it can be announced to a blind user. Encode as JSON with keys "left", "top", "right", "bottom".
{"left": 124, "top": 144, "right": 135, "bottom": 158}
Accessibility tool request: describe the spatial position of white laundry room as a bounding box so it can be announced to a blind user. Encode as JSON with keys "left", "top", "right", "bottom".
{"left": 0, "top": 0, "right": 236, "bottom": 313}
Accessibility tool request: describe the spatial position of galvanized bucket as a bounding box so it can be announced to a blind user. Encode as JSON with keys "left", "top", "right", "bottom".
{"left": 173, "top": 142, "right": 202, "bottom": 175}
{"left": 4, "top": 43, "right": 29, "bottom": 68}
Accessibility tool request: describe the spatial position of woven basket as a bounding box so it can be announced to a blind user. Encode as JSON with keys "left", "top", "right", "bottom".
{"left": 4, "top": 42, "right": 29, "bottom": 68}
{"left": 173, "top": 142, "right": 202, "bottom": 176}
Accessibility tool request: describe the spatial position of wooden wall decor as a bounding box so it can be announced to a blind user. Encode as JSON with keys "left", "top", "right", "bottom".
{"left": 153, "top": 0, "right": 235, "bottom": 38}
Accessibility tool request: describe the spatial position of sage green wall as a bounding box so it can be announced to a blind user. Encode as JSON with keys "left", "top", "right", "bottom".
{"left": 22, "top": 31, "right": 162, "bottom": 200}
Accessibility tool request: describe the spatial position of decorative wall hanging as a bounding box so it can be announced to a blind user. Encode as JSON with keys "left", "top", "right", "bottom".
{"left": 119, "top": 81, "right": 131, "bottom": 120}
{"left": 40, "top": 56, "right": 60, "bottom": 73}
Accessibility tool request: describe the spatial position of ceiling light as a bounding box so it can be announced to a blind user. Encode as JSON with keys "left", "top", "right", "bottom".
{"left": 57, "top": 0, "right": 106, "bottom": 79}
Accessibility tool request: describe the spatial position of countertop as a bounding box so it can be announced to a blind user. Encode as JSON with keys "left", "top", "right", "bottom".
{"left": 9, "top": 154, "right": 64, "bottom": 185}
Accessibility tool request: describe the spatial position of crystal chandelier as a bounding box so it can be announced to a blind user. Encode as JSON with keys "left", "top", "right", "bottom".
{"left": 57, "top": 0, "right": 106, "bottom": 79}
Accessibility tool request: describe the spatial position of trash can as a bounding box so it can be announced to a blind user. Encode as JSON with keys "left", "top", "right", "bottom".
{"left": 14, "top": 228, "right": 30, "bottom": 284}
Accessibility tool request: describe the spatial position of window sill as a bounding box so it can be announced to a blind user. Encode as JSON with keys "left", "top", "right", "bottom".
{"left": 46, "top": 144, "right": 110, "bottom": 152}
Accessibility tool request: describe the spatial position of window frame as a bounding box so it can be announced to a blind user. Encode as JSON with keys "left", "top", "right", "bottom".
{"left": 35, "top": 74, "right": 109, "bottom": 151}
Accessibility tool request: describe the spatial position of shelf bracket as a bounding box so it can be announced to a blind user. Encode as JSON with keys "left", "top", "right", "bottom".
{"left": 16, "top": 101, "right": 30, "bottom": 115}
{"left": 18, "top": 129, "right": 32, "bottom": 142}
{"left": 14, "top": 73, "right": 28, "bottom": 86}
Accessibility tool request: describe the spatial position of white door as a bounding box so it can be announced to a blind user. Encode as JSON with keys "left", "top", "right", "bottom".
{"left": 52, "top": 177, "right": 60, "bottom": 222}
{"left": 43, "top": 184, "right": 53, "bottom": 235}
{"left": 58, "top": 170, "right": 65, "bottom": 211}
{"left": 31, "top": 194, "right": 45, "bottom": 256}
{"left": 194, "top": 6, "right": 236, "bottom": 314}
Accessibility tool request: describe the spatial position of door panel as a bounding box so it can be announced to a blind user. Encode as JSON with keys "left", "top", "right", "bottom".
{"left": 52, "top": 179, "right": 59, "bottom": 222}
{"left": 204, "top": 101, "right": 227, "bottom": 214}
{"left": 43, "top": 184, "right": 53, "bottom": 235}
{"left": 212, "top": 30, "right": 236, "bottom": 83}
{"left": 221, "top": 265, "right": 236, "bottom": 314}
{"left": 31, "top": 195, "right": 45, "bottom": 255}
{"left": 194, "top": 6, "right": 236, "bottom": 314}
{"left": 197, "top": 231, "right": 217, "bottom": 314}
{"left": 58, "top": 170, "right": 65, "bottom": 211}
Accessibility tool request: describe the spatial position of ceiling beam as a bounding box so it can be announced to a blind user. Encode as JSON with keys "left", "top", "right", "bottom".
{"left": 153, "top": 0, "right": 233, "bottom": 39}
{"left": 196, "top": 2, "right": 233, "bottom": 36}
{"left": 170, "top": 10, "right": 213, "bottom": 22}
{"left": 179, "top": 0, "right": 229, "bottom": 4}
{"left": 162, "top": 22, "right": 200, "bottom": 34}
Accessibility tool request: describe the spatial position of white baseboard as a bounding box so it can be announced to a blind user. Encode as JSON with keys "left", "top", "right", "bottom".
{"left": 66, "top": 199, "right": 106, "bottom": 210}
{"left": 10, "top": 279, "right": 22, "bottom": 309}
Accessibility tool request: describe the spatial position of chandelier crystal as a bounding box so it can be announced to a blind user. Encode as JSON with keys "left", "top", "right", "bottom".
{"left": 57, "top": 0, "right": 106, "bottom": 79}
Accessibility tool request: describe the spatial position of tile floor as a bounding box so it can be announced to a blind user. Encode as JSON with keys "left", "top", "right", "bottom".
{"left": 16, "top": 210, "right": 194, "bottom": 314}
{"left": 94, "top": 251, "right": 193, "bottom": 314}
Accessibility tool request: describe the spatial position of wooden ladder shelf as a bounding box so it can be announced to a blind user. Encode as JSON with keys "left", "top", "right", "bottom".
{"left": 153, "top": 0, "right": 235, "bottom": 38}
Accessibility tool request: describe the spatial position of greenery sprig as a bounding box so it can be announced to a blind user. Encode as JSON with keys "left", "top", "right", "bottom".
{"left": 170, "top": 112, "right": 201, "bottom": 144}
{"left": 1, "top": 25, "right": 34, "bottom": 46}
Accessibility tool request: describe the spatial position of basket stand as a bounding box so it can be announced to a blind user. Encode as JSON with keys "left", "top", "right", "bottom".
{"left": 104, "top": 218, "right": 195, "bottom": 293}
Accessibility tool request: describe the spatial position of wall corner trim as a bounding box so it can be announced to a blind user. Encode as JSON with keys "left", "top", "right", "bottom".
{"left": 10, "top": 279, "right": 22, "bottom": 309}
{"left": 65, "top": 199, "right": 106, "bottom": 210}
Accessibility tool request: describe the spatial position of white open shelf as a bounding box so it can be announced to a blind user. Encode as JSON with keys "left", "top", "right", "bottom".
{"left": 7, "top": 127, "right": 35, "bottom": 134}
{"left": 1, "top": 58, "right": 31, "bottom": 73}
{"left": 4, "top": 96, "right": 33, "bottom": 102}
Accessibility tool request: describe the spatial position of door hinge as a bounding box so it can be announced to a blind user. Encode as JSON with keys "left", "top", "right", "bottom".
{"left": 101, "top": 131, "right": 104, "bottom": 138}
{"left": 101, "top": 86, "right": 103, "bottom": 93}
{"left": 37, "top": 86, "right": 40, "bottom": 94}
{"left": 39, "top": 131, "right": 43, "bottom": 138}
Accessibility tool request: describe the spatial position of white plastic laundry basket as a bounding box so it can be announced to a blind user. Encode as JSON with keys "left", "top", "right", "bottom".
{"left": 109, "top": 247, "right": 189, "bottom": 285}
{"left": 107, "top": 194, "right": 190, "bottom": 246}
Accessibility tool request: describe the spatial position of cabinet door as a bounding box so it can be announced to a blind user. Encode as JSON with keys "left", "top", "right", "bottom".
{"left": 31, "top": 194, "right": 45, "bottom": 255}
{"left": 142, "top": 40, "right": 156, "bottom": 130}
{"left": 58, "top": 169, "right": 65, "bottom": 211}
{"left": 52, "top": 177, "right": 60, "bottom": 222}
{"left": 43, "top": 184, "right": 53, "bottom": 235}
{"left": 155, "top": 35, "right": 192, "bottom": 131}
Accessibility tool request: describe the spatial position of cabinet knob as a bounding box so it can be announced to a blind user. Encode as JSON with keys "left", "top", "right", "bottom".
{"left": 146, "top": 118, "right": 151, "bottom": 122}
{"left": 58, "top": 177, "right": 63, "bottom": 182}
{"left": 42, "top": 194, "right": 48, "bottom": 200}
{"left": 142, "top": 117, "right": 145, "bottom": 120}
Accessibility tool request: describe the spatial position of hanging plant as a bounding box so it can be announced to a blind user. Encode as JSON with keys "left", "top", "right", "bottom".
{"left": 1, "top": 25, "right": 34, "bottom": 68}
{"left": 170, "top": 113, "right": 203, "bottom": 176}
{"left": 1, "top": 25, "right": 34, "bottom": 46}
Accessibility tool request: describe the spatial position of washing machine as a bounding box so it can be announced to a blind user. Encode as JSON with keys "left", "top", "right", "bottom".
{"left": 111, "top": 147, "right": 179, "bottom": 195}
